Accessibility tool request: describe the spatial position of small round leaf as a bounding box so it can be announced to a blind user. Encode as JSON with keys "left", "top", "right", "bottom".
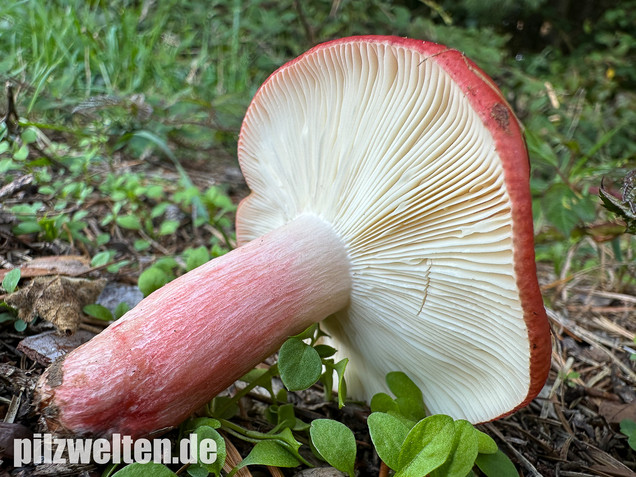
{"left": 278, "top": 338, "right": 322, "bottom": 391}
{"left": 310, "top": 419, "right": 357, "bottom": 475}
{"left": 2, "top": 268, "right": 21, "bottom": 293}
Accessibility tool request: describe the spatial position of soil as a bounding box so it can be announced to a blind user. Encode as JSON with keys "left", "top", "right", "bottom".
{"left": 0, "top": 159, "right": 635, "bottom": 477}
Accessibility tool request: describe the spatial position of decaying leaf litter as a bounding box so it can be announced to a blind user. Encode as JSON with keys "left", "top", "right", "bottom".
{"left": 1, "top": 160, "right": 635, "bottom": 476}
{"left": 1, "top": 73, "right": 636, "bottom": 477}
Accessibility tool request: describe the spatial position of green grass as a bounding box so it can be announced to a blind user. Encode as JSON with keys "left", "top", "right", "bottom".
{"left": 1, "top": 0, "right": 634, "bottom": 288}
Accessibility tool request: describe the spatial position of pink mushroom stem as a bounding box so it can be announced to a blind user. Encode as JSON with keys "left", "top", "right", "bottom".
{"left": 37, "top": 214, "right": 352, "bottom": 438}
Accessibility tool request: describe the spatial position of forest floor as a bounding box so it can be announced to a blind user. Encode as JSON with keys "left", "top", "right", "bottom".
{"left": 0, "top": 156, "right": 635, "bottom": 477}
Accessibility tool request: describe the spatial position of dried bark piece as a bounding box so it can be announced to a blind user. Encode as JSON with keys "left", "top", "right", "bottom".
{"left": 17, "top": 330, "right": 96, "bottom": 366}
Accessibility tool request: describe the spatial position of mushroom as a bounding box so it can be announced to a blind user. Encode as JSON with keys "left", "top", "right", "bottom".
{"left": 35, "top": 36, "right": 551, "bottom": 439}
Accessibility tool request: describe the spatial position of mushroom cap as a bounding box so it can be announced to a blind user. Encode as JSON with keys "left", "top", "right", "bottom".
{"left": 236, "top": 36, "right": 551, "bottom": 423}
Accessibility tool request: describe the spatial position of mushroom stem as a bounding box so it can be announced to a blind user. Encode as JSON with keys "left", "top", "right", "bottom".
{"left": 36, "top": 214, "right": 352, "bottom": 438}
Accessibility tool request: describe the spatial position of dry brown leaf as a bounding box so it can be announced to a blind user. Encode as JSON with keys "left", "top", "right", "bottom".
{"left": 5, "top": 276, "right": 106, "bottom": 334}
{"left": 598, "top": 400, "right": 636, "bottom": 424}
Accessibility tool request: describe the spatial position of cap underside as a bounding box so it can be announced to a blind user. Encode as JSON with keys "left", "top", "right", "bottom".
{"left": 238, "top": 40, "right": 532, "bottom": 423}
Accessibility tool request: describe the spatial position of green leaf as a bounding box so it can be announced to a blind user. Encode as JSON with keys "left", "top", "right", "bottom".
{"left": 134, "top": 239, "right": 151, "bottom": 251}
{"left": 333, "top": 358, "right": 348, "bottom": 408}
{"left": 267, "top": 403, "right": 309, "bottom": 432}
{"left": 21, "top": 128, "right": 38, "bottom": 145}
{"left": 476, "top": 430, "right": 498, "bottom": 454}
{"left": 145, "top": 185, "right": 164, "bottom": 200}
{"left": 270, "top": 403, "right": 296, "bottom": 429}
{"left": 293, "top": 323, "right": 318, "bottom": 341}
{"left": 13, "top": 144, "right": 29, "bottom": 161}
{"left": 430, "top": 420, "right": 478, "bottom": 477}
{"left": 278, "top": 337, "right": 322, "bottom": 391}
{"left": 210, "top": 396, "right": 239, "bottom": 420}
{"left": 13, "top": 221, "right": 42, "bottom": 235}
{"left": 151, "top": 202, "right": 170, "bottom": 219}
{"left": 111, "top": 462, "right": 177, "bottom": 477}
{"left": 186, "top": 464, "right": 209, "bottom": 477}
{"left": 475, "top": 450, "right": 519, "bottom": 477}
{"left": 159, "top": 220, "right": 180, "bottom": 235}
{"left": 2, "top": 268, "right": 21, "bottom": 293}
{"left": 96, "top": 233, "right": 111, "bottom": 246}
{"left": 83, "top": 304, "right": 113, "bottom": 321}
{"left": 138, "top": 267, "right": 171, "bottom": 296}
{"left": 542, "top": 183, "right": 595, "bottom": 237}
{"left": 14, "top": 319, "right": 27, "bottom": 332}
{"left": 620, "top": 418, "right": 636, "bottom": 436}
{"left": 395, "top": 396, "right": 428, "bottom": 423}
{"left": 184, "top": 417, "right": 222, "bottom": 431}
{"left": 396, "top": 415, "right": 455, "bottom": 477}
{"left": 107, "top": 260, "right": 130, "bottom": 274}
{"left": 386, "top": 372, "right": 427, "bottom": 421}
{"left": 234, "top": 440, "right": 300, "bottom": 471}
{"left": 620, "top": 419, "right": 636, "bottom": 450}
{"left": 183, "top": 246, "right": 210, "bottom": 271}
{"left": 193, "top": 425, "right": 225, "bottom": 475}
{"left": 114, "top": 302, "right": 131, "bottom": 319}
{"left": 0, "top": 313, "right": 16, "bottom": 323}
{"left": 370, "top": 393, "right": 400, "bottom": 414}
{"left": 116, "top": 214, "right": 142, "bottom": 230}
{"left": 310, "top": 419, "right": 357, "bottom": 475}
{"left": 154, "top": 257, "right": 178, "bottom": 273}
{"left": 386, "top": 372, "right": 423, "bottom": 400}
{"left": 314, "top": 344, "right": 337, "bottom": 358}
{"left": 368, "top": 412, "right": 411, "bottom": 470}
{"left": 91, "top": 250, "right": 114, "bottom": 267}
{"left": 525, "top": 129, "right": 559, "bottom": 167}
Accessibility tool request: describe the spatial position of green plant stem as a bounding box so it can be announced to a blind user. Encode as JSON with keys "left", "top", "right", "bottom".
{"left": 221, "top": 365, "right": 279, "bottom": 415}
{"left": 219, "top": 418, "right": 312, "bottom": 466}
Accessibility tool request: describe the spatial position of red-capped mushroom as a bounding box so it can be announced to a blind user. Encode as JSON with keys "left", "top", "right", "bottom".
{"left": 35, "top": 36, "right": 551, "bottom": 438}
